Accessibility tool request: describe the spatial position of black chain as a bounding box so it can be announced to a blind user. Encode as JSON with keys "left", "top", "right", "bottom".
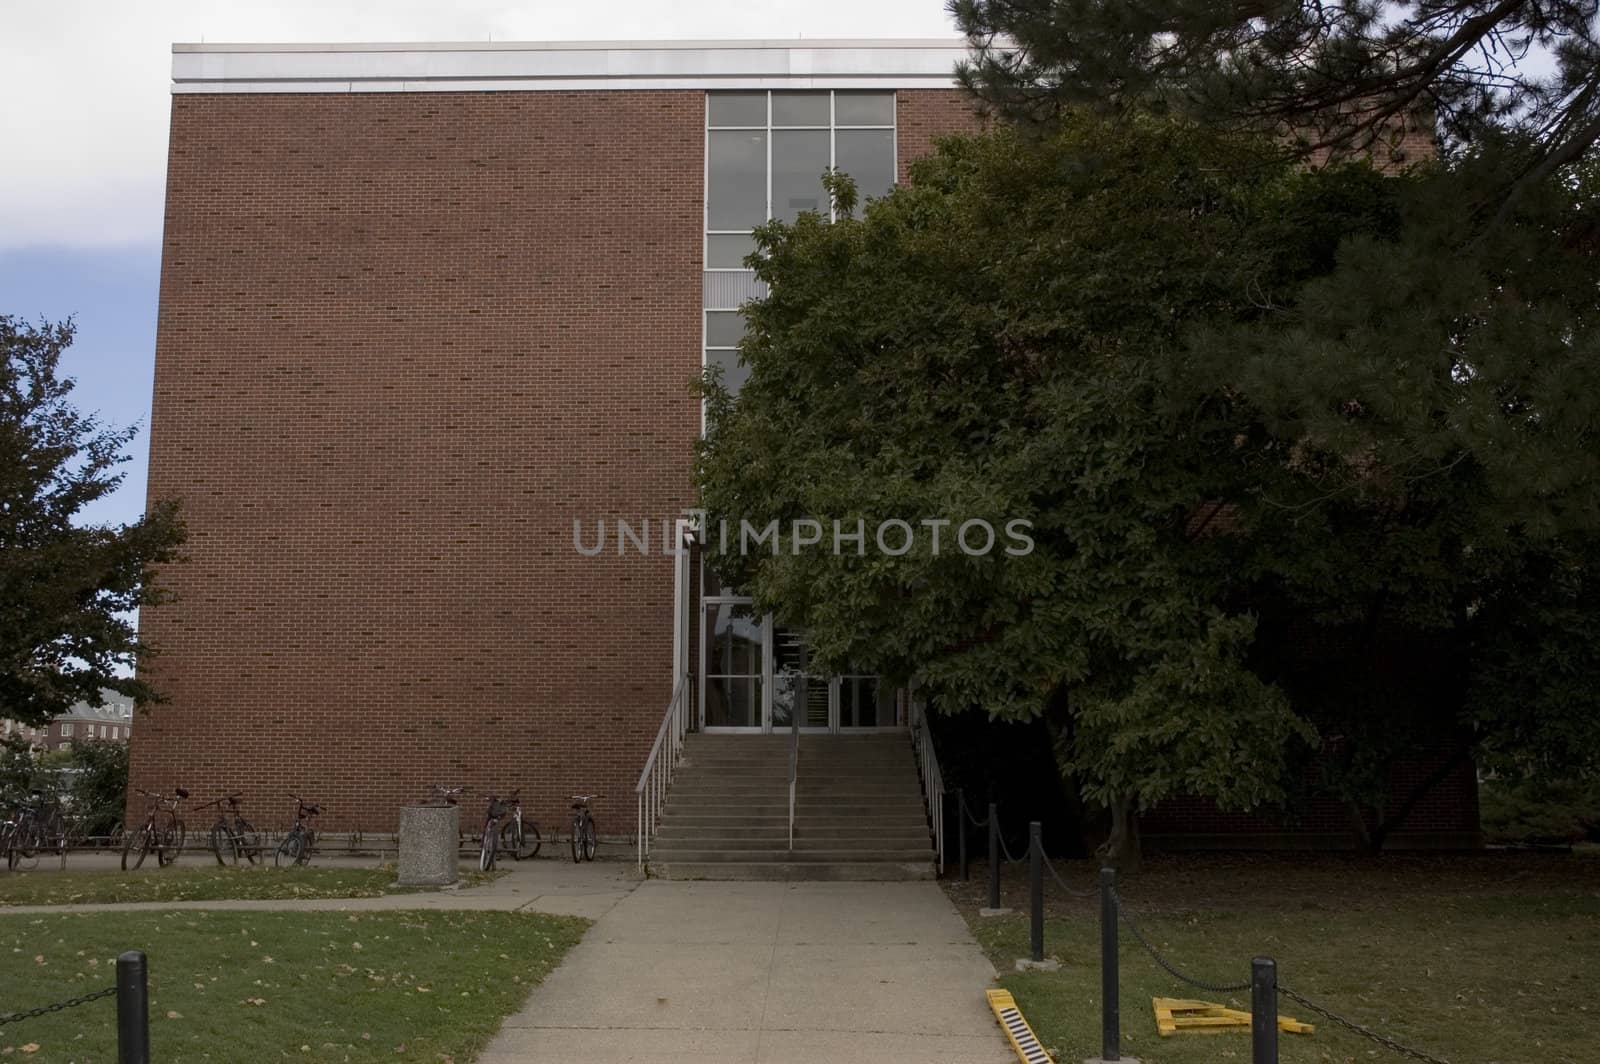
{"left": 991, "top": 814, "right": 1028, "bottom": 864}
{"left": 1111, "top": 888, "right": 1251, "bottom": 993}
{"left": 0, "top": 986, "right": 115, "bottom": 1028}
{"left": 957, "top": 795, "right": 990, "bottom": 829}
{"left": 1280, "top": 986, "right": 1452, "bottom": 1064}
{"left": 1041, "top": 853, "right": 1098, "bottom": 898}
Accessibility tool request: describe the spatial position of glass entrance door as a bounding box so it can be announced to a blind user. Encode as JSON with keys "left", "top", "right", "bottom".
{"left": 772, "top": 627, "right": 831, "bottom": 731}
{"left": 701, "top": 600, "right": 765, "bottom": 730}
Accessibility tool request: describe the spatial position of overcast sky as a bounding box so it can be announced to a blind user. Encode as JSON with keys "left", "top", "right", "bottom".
{"left": 0, "top": 0, "right": 962, "bottom": 532}
{"left": 1, "top": 0, "right": 962, "bottom": 250}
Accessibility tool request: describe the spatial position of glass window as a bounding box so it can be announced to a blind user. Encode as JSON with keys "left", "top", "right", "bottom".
{"left": 772, "top": 129, "right": 830, "bottom": 222}
{"left": 835, "top": 129, "right": 896, "bottom": 206}
{"left": 708, "top": 130, "right": 767, "bottom": 231}
{"left": 705, "top": 310, "right": 746, "bottom": 348}
{"left": 771, "top": 92, "right": 830, "bottom": 127}
{"left": 60, "top": 723, "right": 73, "bottom": 737}
{"left": 707, "top": 347, "right": 752, "bottom": 396}
{"left": 834, "top": 91, "right": 894, "bottom": 126}
{"left": 708, "top": 92, "right": 767, "bottom": 127}
{"left": 706, "top": 233, "right": 756, "bottom": 269}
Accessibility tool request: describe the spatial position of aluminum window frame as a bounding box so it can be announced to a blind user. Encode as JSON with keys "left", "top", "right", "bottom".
{"left": 703, "top": 89, "right": 897, "bottom": 272}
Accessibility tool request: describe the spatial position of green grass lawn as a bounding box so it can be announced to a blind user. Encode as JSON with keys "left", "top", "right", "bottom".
{"left": 0, "top": 909, "right": 588, "bottom": 1062}
{"left": 948, "top": 852, "right": 1598, "bottom": 1064}
{"left": 0, "top": 866, "right": 499, "bottom": 907}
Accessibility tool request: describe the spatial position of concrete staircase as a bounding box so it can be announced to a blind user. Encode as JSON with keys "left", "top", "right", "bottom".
{"left": 649, "top": 732, "right": 936, "bottom": 880}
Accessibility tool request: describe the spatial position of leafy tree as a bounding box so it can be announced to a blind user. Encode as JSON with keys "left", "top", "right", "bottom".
{"left": 62, "top": 738, "right": 130, "bottom": 838}
{"left": 0, "top": 317, "right": 185, "bottom": 727}
{"left": 951, "top": 0, "right": 1600, "bottom": 196}
{"left": 697, "top": 118, "right": 1418, "bottom": 863}
{"left": 696, "top": 111, "right": 1600, "bottom": 862}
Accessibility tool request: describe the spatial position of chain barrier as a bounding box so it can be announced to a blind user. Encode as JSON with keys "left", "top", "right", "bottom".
{"left": 958, "top": 795, "right": 990, "bottom": 830}
{"left": 1110, "top": 887, "right": 1251, "bottom": 994}
{"left": 0, "top": 986, "right": 116, "bottom": 1028}
{"left": 1040, "top": 852, "right": 1098, "bottom": 898}
{"left": 1279, "top": 985, "right": 1452, "bottom": 1064}
{"left": 991, "top": 812, "right": 1029, "bottom": 864}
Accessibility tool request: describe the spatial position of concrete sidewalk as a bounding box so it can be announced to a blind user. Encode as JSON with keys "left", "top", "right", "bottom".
{"left": 478, "top": 879, "right": 1012, "bottom": 1064}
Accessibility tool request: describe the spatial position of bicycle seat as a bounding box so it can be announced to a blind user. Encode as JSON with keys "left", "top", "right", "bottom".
{"left": 175, "top": 787, "right": 190, "bottom": 799}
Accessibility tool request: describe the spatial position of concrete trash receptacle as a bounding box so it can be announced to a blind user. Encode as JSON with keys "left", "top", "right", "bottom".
{"left": 397, "top": 804, "right": 459, "bottom": 887}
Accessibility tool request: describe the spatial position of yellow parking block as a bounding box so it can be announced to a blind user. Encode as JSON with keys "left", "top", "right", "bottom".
{"left": 987, "top": 988, "right": 1055, "bottom": 1064}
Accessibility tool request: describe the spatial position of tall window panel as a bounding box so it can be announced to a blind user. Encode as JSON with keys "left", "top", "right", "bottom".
{"left": 704, "top": 90, "right": 896, "bottom": 400}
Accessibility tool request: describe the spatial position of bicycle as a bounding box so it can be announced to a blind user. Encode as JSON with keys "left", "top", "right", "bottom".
{"left": 274, "top": 794, "right": 320, "bottom": 866}
{"left": 122, "top": 787, "right": 189, "bottom": 870}
{"left": 197, "top": 792, "right": 260, "bottom": 865}
{"left": 3, "top": 793, "right": 64, "bottom": 871}
{"left": 568, "top": 794, "right": 600, "bottom": 863}
{"left": 478, "top": 789, "right": 541, "bottom": 872}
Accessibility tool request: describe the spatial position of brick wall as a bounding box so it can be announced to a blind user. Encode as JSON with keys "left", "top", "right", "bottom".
{"left": 895, "top": 89, "right": 986, "bottom": 183}
{"left": 133, "top": 90, "right": 706, "bottom": 834}
{"left": 133, "top": 87, "right": 978, "bottom": 835}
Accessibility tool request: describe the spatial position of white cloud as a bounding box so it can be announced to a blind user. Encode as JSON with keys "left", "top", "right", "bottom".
{"left": 0, "top": 0, "right": 959, "bottom": 251}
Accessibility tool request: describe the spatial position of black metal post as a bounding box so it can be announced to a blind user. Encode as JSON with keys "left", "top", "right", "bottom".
{"left": 1099, "top": 866, "right": 1120, "bottom": 1062}
{"left": 958, "top": 788, "right": 969, "bottom": 882}
{"left": 1251, "top": 956, "right": 1279, "bottom": 1064}
{"left": 116, "top": 950, "right": 150, "bottom": 1064}
{"left": 1028, "top": 821, "right": 1044, "bottom": 962}
{"left": 987, "top": 801, "right": 1000, "bottom": 909}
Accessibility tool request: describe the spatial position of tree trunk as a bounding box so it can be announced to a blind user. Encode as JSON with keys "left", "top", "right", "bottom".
{"left": 1096, "top": 791, "right": 1143, "bottom": 873}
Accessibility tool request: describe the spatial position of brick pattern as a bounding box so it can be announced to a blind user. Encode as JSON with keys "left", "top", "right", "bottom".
{"left": 894, "top": 89, "right": 986, "bottom": 183}
{"left": 132, "top": 87, "right": 976, "bottom": 834}
{"left": 133, "top": 90, "right": 706, "bottom": 833}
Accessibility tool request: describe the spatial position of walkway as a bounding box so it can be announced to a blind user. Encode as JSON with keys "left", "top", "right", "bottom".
{"left": 479, "top": 879, "right": 1012, "bottom": 1064}
{"left": 5, "top": 858, "right": 1013, "bottom": 1062}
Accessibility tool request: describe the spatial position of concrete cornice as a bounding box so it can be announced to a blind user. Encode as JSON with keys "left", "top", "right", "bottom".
{"left": 171, "top": 39, "right": 972, "bottom": 94}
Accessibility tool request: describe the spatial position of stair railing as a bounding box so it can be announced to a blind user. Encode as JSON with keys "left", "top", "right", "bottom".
{"left": 635, "top": 674, "right": 690, "bottom": 872}
{"left": 787, "top": 686, "right": 801, "bottom": 852}
{"left": 907, "top": 690, "right": 946, "bottom": 869}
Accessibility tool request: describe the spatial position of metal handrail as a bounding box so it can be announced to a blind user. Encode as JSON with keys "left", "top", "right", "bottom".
{"left": 787, "top": 690, "right": 801, "bottom": 851}
{"left": 908, "top": 690, "right": 945, "bottom": 869}
{"left": 635, "top": 675, "right": 689, "bottom": 871}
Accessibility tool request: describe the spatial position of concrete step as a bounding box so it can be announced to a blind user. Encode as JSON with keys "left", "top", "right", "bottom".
{"left": 656, "top": 796, "right": 928, "bottom": 812}
{"left": 650, "top": 860, "right": 935, "bottom": 881}
{"left": 659, "top": 814, "right": 929, "bottom": 831}
{"left": 652, "top": 838, "right": 934, "bottom": 857}
{"left": 667, "top": 784, "right": 922, "bottom": 798}
{"left": 649, "top": 846, "right": 934, "bottom": 862}
{"left": 649, "top": 825, "right": 928, "bottom": 844}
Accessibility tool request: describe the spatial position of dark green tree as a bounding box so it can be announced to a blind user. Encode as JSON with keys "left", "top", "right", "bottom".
{"left": 951, "top": 1, "right": 1600, "bottom": 195}
{"left": 695, "top": 112, "right": 1600, "bottom": 861}
{"left": 0, "top": 317, "right": 186, "bottom": 727}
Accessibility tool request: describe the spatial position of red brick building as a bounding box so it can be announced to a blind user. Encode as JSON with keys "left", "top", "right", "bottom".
{"left": 132, "top": 40, "right": 982, "bottom": 840}
{"left": 133, "top": 39, "right": 1477, "bottom": 855}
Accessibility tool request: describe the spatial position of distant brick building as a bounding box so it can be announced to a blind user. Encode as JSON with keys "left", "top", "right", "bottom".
{"left": 3, "top": 692, "right": 134, "bottom": 752}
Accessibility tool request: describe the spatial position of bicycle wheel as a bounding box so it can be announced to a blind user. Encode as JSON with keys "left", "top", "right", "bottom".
{"left": 275, "top": 831, "right": 303, "bottom": 867}
{"left": 478, "top": 825, "right": 496, "bottom": 873}
{"left": 505, "top": 819, "right": 540, "bottom": 860}
{"left": 210, "top": 825, "right": 230, "bottom": 866}
{"left": 296, "top": 830, "right": 313, "bottom": 866}
{"left": 582, "top": 815, "right": 597, "bottom": 861}
{"left": 123, "top": 827, "right": 151, "bottom": 871}
{"left": 569, "top": 819, "right": 581, "bottom": 863}
{"left": 158, "top": 818, "right": 185, "bottom": 867}
{"left": 236, "top": 819, "right": 261, "bottom": 865}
